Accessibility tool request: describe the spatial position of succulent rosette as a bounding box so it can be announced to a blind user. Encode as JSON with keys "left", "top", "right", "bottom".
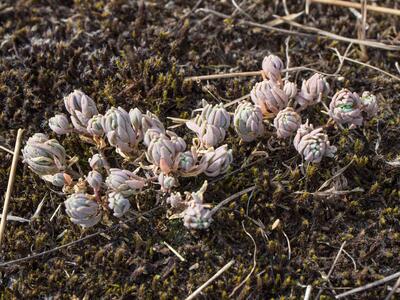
{"left": 262, "top": 54, "right": 284, "bottom": 83}
{"left": 89, "top": 153, "right": 105, "bottom": 170}
{"left": 64, "top": 90, "right": 99, "bottom": 134}
{"left": 105, "top": 168, "right": 145, "bottom": 196}
{"left": 283, "top": 80, "right": 298, "bottom": 99}
{"left": 102, "top": 107, "right": 138, "bottom": 155}
{"left": 273, "top": 107, "right": 302, "bottom": 139}
{"left": 200, "top": 145, "right": 233, "bottom": 177}
{"left": 158, "top": 172, "right": 178, "bottom": 192}
{"left": 200, "top": 100, "right": 231, "bottom": 130}
{"left": 329, "top": 89, "right": 363, "bottom": 128}
{"left": 166, "top": 192, "right": 184, "bottom": 209}
{"left": 295, "top": 128, "right": 337, "bottom": 163}
{"left": 22, "top": 133, "right": 67, "bottom": 178}
{"left": 183, "top": 203, "right": 212, "bottom": 230}
{"left": 49, "top": 114, "right": 72, "bottom": 135}
{"left": 293, "top": 120, "right": 315, "bottom": 152}
{"left": 108, "top": 192, "right": 131, "bottom": 218}
{"left": 64, "top": 193, "right": 102, "bottom": 227}
{"left": 250, "top": 80, "right": 288, "bottom": 115}
{"left": 234, "top": 102, "right": 265, "bottom": 142}
{"left": 296, "top": 73, "right": 330, "bottom": 108}
{"left": 141, "top": 111, "right": 166, "bottom": 146}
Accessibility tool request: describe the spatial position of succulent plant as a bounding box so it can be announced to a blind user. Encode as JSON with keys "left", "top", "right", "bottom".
{"left": 105, "top": 168, "right": 145, "bottom": 196}
{"left": 146, "top": 133, "right": 182, "bottom": 173}
{"left": 262, "top": 54, "right": 284, "bottom": 83}
{"left": 158, "top": 172, "right": 178, "bottom": 192}
{"left": 250, "top": 80, "right": 288, "bottom": 115}
{"left": 89, "top": 153, "right": 105, "bottom": 170}
{"left": 86, "top": 114, "right": 104, "bottom": 136}
{"left": 296, "top": 73, "right": 330, "bottom": 108}
{"left": 86, "top": 170, "right": 103, "bottom": 192}
{"left": 108, "top": 192, "right": 131, "bottom": 218}
{"left": 102, "top": 107, "right": 138, "bottom": 155}
{"left": 51, "top": 172, "right": 69, "bottom": 187}
{"left": 49, "top": 114, "right": 72, "bottom": 135}
{"left": 283, "top": 80, "right": 298, "bottom": 99}
{"left": 293, "top": 120, "right": 315, "bottom": 152}
{"left": 64, "top": 90, "right": 99, "bottom": 133}
{"left": 64, "top": 193, "right": 102, "bottom": 227}
{"left": 273, "top": 107, "right": 302, "bottom": 139}
{"left": 200, "top": 100, "right": 231, "bottom": 130}
{"left": 129, "top": 107, "right": 143, "bottom": 132}
{"left": 22, "top": 133, "right": 67, "bottom": 178}
{"left": 294, "top": 128, "right": 337, "bottom": 163}
{"left": 200, "top": 145, "right": 233, "bottom": 177}
{"left": 166, "top": 192, "right": 184, "bottom": 209}
{"left": 141, "top": 111, "right": 166, "bottom": 146}
{"left": 360, "top": 91, "right": 378, "bottom": 118}
{"left": 183, "top": 203, "right": 212, "bottom": 230}
{"left": 329, "top": 89, "right": 363, "bottom": 128}
{"left": 234, "top": 102, "right": 265, "bottom": 142}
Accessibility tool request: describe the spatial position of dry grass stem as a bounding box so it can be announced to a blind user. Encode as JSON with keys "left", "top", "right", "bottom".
{"left": 163, "top": 241, "right": 186, "bottom": 262}
{"left": 336, "top": 271, "right": 400, "bottom": 299}
{"left": 385, "top": 277, "right": 400, "bottom": 300}
{"left": 209, "top": 186, "right": 256, "bottom": 217}
{"left": 0, "top": 129, "right": 24, "bottom": 247}
{"left": 308, "top": 0, "right": 400, "bottom": 17}
{"left": 274, "top": 16, "right": 400, "bottom": 51}
{"left": 185, "top": 260, "right": 235, "bottom": 300}
{"left": 304, "top": 285, "right": 313, "bottom": 300}
{"left": 0, "top": 145, "right": 14, "bottom": 155}
{"left": 229, "top": 222, "right": 257, "bottom": 297}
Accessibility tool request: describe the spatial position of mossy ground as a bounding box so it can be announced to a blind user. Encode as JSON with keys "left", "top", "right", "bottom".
{"left": 0, "top": 0, "right": 399, "bottom": 299}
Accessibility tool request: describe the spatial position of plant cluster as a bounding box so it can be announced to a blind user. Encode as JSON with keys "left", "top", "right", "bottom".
{"left": 22, "top": 55, "right": 379, "bottom": 230}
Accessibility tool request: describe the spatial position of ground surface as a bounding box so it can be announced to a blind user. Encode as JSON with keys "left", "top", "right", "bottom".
{"left": 0, "top": 0, "right": 399, "bottom": 299}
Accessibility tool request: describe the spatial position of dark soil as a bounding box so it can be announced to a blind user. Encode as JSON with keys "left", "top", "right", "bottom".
{"left": 0, "top": 0, "right": 399, "bottom": 299}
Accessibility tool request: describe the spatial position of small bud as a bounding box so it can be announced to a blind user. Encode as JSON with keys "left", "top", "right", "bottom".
{"left": 106, "top": 168, "right": 146, "bottom": 197}
{"left": 360, "top": 91, "right": 378, "bottom": 118}
{"left": 262, "top": 55, "right": 284, "bottom": 82}
{"left": 183, "top": 203, "right": 212, "bottom": 230}
{"left": 86, "top": 114, "right": 104, "bottom": 136}
{"left": 200, "top": 100, "right": 231, "bottom": 130}
{"left": 49, "top": 114, "right": 71, "bottom": 135}
{"left": 51, "top": 172, "right": 68, "bottom": 187}
{"left": 108, "top": 192, "right": 130, "bottom": 218}
{"left": 89, "top": 153, "right": 105, "bottom": 170}
{"left": 296, "top": 73, "right": 329, "bottom": 108}
{"left": 200, "top": 145, "right": 233, "bottom": 177}
{"left": 87, "top": 170, "right": 103, "bottom": 192}
{"left": 64, "top": 90, "right": 99, "bottom": 133}
{"left": 166, "top": 192, "right": 184, "bottom": 209}
{"left": 158, "top": 173, "right": 178, "bottom": 192}
{"left": 283, "top": 81, "right": 298, "bottom": 99}
{"left": 295, "top": 128, "right": 337, "bottom": 163}
{"left": 293, "top": 120, "right": 314, "bottom": 152}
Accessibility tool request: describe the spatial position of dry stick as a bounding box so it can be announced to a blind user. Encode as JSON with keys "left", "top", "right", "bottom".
{"left": 209, "top": 186, "right": 256, "bottom": 217}
{"left": 196, "top": 8, "right": 313, "bottom": 38}
{"left": 304, "top": 285, "right": 313, "bottom": 300}
{"left": 316, "top": 241, "right": 347, "bottom": 298}
{"left": 185, "top": 260, "right": 235, "bottom": 300}
{"left": 336, "top": 271, "right": 400, "bottom": 299}
{"left": 0, "top": 129, "right": 24, "bottom": 247}
{"left": 163, "top": 241, "right": 186, "bottom": 262}
{"left": 358, "top": 0, "right": 368, "bottom": 60}
{"left": 229, "top": 222, "right": 257, "bottom": 297}
{"left": 274, "top": 16, "right": 400, "bottom": 51}
{"left": 308, "top": 0, "right": 400, "bottom": 16}
{"left": 384, "top": 276, "right": 400, "bottom": 300}
{"left": 0, "top": 145, "right": 14, "bottom": 155}
{"left": 332, "top": 53, "right": 400, "bottom": 81}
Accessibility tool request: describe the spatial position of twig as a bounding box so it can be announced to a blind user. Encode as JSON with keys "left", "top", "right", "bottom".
{"left": 163, "top": 241, "right": 186, "bottom": 262}
{"left": 332, "top": 52, "right": 400, "bottom": 82}
{"left": 185, "top": 260, "right": 235, "bottom": 300}
{"left": 336, "top": 271, "right": 400, "bottom": 299}
{"left": 209, "top": 186, "right": 256, "bottom": 217}
{"left": 229, "top": 222, "right": 257, "bottom": 297}
{"left": 308, "top": 0, "right": 400, "bottom": 16}
{"left": 0, "top": 145, "right": 14, "bottom": 155}
{"left": 282, "top": 230, "right": 291, "bottom": 261}
{"left": 274, "top": 16, "right": 400, "bottom": 51}
{"left": 316, "top": 241, "right": 347, "bottom": 298}
{"left": 0, "top": 129, "right": 24, "bottom": 247}
{"left": 385, "top": 277, "right": 400, "bottom": 300}
{"left": 196, "top": 8, "right": 313, "bottom": 38}
{"left": 304, "top": 285, "right": 313, "bottom": 300}
{"left": 184, "top": 66, "right": 315, "bottom": 82}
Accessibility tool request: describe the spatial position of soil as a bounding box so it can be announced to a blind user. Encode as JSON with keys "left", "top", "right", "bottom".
{"left": 0, "top": 0, "right": 399, "bottom": 299}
